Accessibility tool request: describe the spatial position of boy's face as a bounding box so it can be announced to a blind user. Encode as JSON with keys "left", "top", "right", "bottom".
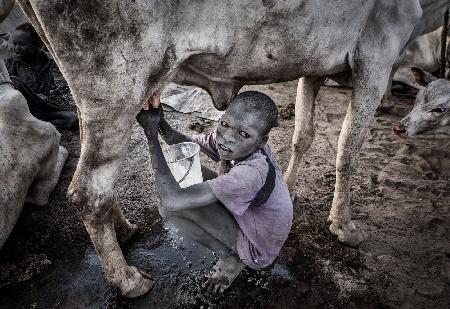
{"left": 216, "top": 102, "right": 268, "bottom": 161}
{"left": 12, "top": 30, "right": 39, "bottom": 61}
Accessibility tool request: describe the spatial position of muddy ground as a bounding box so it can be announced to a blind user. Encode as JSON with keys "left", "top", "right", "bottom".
{"left": 0, "top": 76, "right": 449, "bottom": 308}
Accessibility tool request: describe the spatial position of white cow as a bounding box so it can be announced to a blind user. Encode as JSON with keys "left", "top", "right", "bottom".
{"left": 393, "top": 27, "right": 445, "bottom": 90}
{"left": 0, "top": 0, "right": 13, "bottom": 22}
{"left": 12, "top": 0, "right": 450, "bottom": 297}
{"left": 0, "top": 58, "right": 67, "bottom": 249}
{"left": 0, "top": 0, "right": 66, "bottom": 249}
{"left": 0, "top": 1, "right": 26, "bottom": 36}
{"left": 394, "top": 67, "right": 450, "bottom": 137}
{"left": 330, "top": 28, "right": 445, "bottom": 95}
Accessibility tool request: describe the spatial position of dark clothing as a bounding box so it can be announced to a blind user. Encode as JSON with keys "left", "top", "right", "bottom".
{"left": 6, "top": 52, "right": 77, "bottom": 130}
{"left": 6, "top": 52, "right": 55, "bottom": 96}
{"left": 8, "top": 78, "right": 63, "bottom": 117}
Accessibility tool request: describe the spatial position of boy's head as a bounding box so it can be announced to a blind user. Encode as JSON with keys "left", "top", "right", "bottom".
{"left": 216, "top": 91, "right": 278, "bottom": 161}
{"left": 12, "top": 23, "right": 43, "bottom": 61}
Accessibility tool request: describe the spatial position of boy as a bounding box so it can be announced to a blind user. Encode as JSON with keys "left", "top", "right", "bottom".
{"left": 6, "top": 23, "right": 78, "bottom": 130}
{"left": 137, "top": 91, "right": 293, "bottom": 292}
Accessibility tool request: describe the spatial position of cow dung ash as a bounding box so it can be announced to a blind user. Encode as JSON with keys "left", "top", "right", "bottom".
{"left": 278, "top": 102, "right": 295, "bottom": 120}
{"left": 189, "top": 119, "right": 213, "bottom": 133}
{"left": 0, "top": 75, "right": 448, "bottom": 308}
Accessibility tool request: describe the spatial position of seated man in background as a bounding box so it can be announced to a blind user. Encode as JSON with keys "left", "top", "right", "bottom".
{"left": 6, "top": 22, "right": 77, "bottom": 130}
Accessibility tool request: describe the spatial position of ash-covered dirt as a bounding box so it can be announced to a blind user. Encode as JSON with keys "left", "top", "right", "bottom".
{"left": 0, "top": 75, "right": 449, "bottom": 308}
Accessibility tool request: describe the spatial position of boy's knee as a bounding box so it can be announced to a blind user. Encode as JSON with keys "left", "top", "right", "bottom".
{"left": 158, "top": 206, "right": 177, "bottom": 220}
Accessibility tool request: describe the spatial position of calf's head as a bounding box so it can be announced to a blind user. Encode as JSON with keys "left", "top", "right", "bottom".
{"left": 394, "top": 67, "right": 450, "bottom": 138}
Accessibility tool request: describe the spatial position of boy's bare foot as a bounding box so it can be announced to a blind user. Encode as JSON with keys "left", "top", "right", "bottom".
{"left": 204, "top": 254, "right": 246, "bottom": 293}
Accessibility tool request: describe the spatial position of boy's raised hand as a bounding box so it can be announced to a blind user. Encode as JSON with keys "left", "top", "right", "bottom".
{"left": 142, "top": 91, "right": 161, "bottom": 110}
{"left": 137, "top": 91, "right": 163, "bottom": 138}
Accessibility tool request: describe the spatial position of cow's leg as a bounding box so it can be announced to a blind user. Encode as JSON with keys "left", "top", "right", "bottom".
{"left": 379, "top": 68, "right": 396, "bottom": 112}
{"left": 329, "top": 0, "right": 420, "bottom": 245}
{"left": 68, "top": 115, "right": 151, "bottom": 298}
{"left": 329, "top": 63, "right": 392, "bottom": 246}
{"left": 284, "top": 77, "right": 325, "bottom": 192}
{"left": 382, "top": 69, "right": 394, "bottom": 100}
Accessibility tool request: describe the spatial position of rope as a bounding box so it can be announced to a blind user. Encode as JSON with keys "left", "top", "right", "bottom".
{"left": 440, "top": 7, "right": 449, "bottom": 78}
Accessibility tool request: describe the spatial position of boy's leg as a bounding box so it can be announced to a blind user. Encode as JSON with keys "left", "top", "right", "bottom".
{"left": 175, "top": 203, "right": 238, "bottom": 253}
{"left": 10, "top": 78, "right": 79, "bottom": 130}
{"left": 167, "top": 202, "right": 246, "bottom": 292}
{"left": 46, "top": 111, "right": 79, "bottom": 130}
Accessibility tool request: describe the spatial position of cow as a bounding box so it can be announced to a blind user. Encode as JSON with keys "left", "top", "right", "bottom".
{"left": 392, "top": 27, "right": 445, "bottom": 91}
{"left": 12, "top": 0, "right": 449, "bottom": 297}
{"left": 0, "top": 55, "right": 67, "bottom": 249}
{"left": 330, "top": 28, "right": 445, "bottom": 99}
{"left": 394, "top": 67, "right": 450, "bottom": 137}
{"left": 0, "top": 0, "right": 14, "bottom": 22}
{"left": 0, "top": 0, "right": 27, "bottom": 39}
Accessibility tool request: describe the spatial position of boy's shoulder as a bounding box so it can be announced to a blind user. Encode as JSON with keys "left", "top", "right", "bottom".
{"left": 235, "top": 144, "right": 276, "bottom": 170}
{"left": 230, "top": 145, "right": 277, "bottom": 184}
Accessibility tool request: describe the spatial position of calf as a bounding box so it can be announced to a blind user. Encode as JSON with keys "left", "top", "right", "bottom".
{"left": 392, "top": 27, "right": 442, "bottom": 90}
{"left": 0, "top": 58, "right": 67, "bottom": 249}
{"left": 394, "top": 67, "right": 450, "bottom": 137}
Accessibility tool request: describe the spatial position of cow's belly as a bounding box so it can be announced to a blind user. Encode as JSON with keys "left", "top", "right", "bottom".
{"left": 184, "top": 44, "right": 352, "bottom": 85}
{"left": 176, "top": 0, "right": 372, "bottom": 84}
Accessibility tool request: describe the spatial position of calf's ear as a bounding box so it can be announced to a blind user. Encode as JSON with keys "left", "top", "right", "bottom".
{"left": 411, "top": 67, "right": 437, "bottom": 86}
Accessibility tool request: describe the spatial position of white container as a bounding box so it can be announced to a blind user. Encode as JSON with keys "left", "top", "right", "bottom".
{"left": 163, "top": 142, "right": 203, "bottom": 188}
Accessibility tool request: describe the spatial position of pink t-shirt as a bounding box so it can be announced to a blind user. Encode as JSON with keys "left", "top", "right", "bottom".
{"left": 192, "top": 133, "right": 293, "bottom": 269}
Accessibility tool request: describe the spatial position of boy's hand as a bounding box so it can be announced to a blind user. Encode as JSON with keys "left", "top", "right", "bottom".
{"left": 137, "top": 91, "right": 164, "bottom": 139}
{"left": 142, "top": 91, "right": 161, "bottom": 110}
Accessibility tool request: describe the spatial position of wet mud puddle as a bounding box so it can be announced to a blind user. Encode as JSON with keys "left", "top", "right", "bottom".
{"left": 1, "top": 221, "right": 298, "bottom": 308}
{"left": 1, "top": 222, "right": 216, "bottom": 308}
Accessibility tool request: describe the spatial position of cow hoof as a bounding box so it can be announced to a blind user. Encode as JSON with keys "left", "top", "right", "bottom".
{"left": 121, "top": 266, "right": 152, "bottom": 298}
{"left": 329, "top": 221, "right": 365, "bottom": 247}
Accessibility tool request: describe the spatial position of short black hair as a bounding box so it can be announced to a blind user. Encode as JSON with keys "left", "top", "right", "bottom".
{"left": 230, "top": 91, "right": 279, "bottom": 135}
{"left": 16, "top": 22, "right": 43, "bottom": 48}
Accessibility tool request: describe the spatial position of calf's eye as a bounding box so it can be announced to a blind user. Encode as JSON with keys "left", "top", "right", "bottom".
{"left": 239, "top": 131, "right": 249, "bottom": 138}
{"left": 221, "top": 121, "right": 229, "bottom": 127}
{"left": 430, "top": 107, "right": 446, "bottom": 113}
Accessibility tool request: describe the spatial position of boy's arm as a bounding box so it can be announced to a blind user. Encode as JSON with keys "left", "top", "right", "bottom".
{"left": 158, "top": 118, "right": 194, "bottom": 145}
{"left": 149, "top": 93, "right": 220, "bottom": 162}
{"left": 47, "top": 59, "right": 56, "bottom": 92}
{"left": 137, "top": 107, "right": 219, "bottom": 212}
{"left": 146, "top": 134, "right": 219, "bottom": 211}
